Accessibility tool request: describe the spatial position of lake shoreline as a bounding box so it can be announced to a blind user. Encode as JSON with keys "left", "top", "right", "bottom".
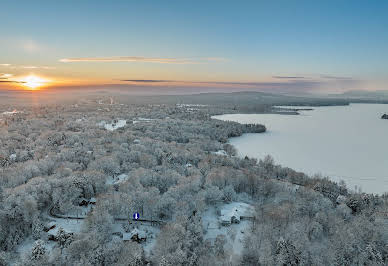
{"left": 213, "top": 103, "right": 388, "bottom": 194}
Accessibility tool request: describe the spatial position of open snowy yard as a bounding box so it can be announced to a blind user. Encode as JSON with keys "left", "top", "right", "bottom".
{"left": 202, "top": 202, "right": 255, "bottom": 262}
{"left": 97, "top": 119, "right": 127, "bottom": 131}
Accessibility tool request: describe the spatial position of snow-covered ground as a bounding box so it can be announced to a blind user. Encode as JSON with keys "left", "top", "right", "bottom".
{"left": 202, "top": 202, "right": 255, "bottom": 262}
{"left": 14, "top": 217, "right": 84, "bottom": 262}
{"left": 75, "top": 117, "right": 86, "bottom": 123}
{"left": 53, "top": 205, "right": 93, "bottom": 219}
{"left": 16, "top": 237, "right": 56, "bottom": 260}
{"left": 111, "top": 221, "right": 160, "bottom": 256}
{"left": 176, "top": 104, "right": 207, "bottom": 112}
{"left": 106, "top": 174, "right": 129, "bottom": 185}
{"left": 1, "top": 110, "right": 22, "bottom": 115}
{"left": 176, "top": 104, "right": 207, "bottom": 108}
{"left": 97, "top": 98, "right": 115, "bottom": 105}
{"left": 15, "top": 209, "right": 160, "bottom": 261}
{"left": 97, "top": 121, "right": 106, "bottom": 127}
{"left": 47, "top": 205, "right": 159, "bottom": 256}
{"left": 47, "top": 217, "right": 84, "bottom": 236}
{"left": 97, "top": 120, "right": 127, "bottom": 131}
{"left": 132, "top": 117, "right": 155, "bottom": 124}
{"left": 105, "top": 120, "right": 126, "bottom": 131}
{"left": 211, "top": 150, "right": 228, "bottom": 156}
{"left": 220, "top": 202, "right": 255, "bottom": 223}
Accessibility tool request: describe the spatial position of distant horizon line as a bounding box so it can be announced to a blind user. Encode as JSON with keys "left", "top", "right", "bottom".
{"left": 1, "top": 84, "right": 385, "bottom": 96}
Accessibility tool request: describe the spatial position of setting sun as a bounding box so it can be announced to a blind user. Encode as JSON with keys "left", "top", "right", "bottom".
{"left": 22, "top": 75, "right": 48, "bottom": 89}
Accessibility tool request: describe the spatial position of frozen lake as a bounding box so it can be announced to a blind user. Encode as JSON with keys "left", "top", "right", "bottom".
{"left": 213, "top": 104, "right": 388, "bottom": 194}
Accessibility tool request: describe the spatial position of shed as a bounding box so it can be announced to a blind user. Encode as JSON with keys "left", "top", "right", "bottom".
{"left": 89, "top": 197, "right": 97, "bottom": 205}
{"left": 336, "top": 195, "right": 347, "bottom": 205}
{"left": 78, "top": 198, "right": 89, "bottom": 206}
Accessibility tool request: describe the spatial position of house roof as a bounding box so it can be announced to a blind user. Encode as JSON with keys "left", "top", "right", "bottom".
{"left": 219, "top": 202, "right": 255, "bottom": 221}
{"left": 122, "top": 233, "right": 132, "bottom": 241}
{"left": 220, "top": 208, "right": 239, "bottom": 221}
{"left": 123, "top": 228, "right": 147, "bottom": 240}
{"left": 131, "top": 228, "right": 146, "bottom": 238}
{"left": 46, "top": 221, "right": 56, "bottom": 229}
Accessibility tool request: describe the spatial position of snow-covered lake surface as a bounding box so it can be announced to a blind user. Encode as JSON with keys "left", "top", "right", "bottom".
{"left": 213, "top": 104, "right": 388, "bottom": 194}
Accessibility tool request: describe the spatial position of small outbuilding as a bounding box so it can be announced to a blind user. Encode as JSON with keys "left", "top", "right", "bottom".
{"left": 89, "top": 197, "right": 97, "bottom": 205}
{"left": 9, "top": 154, "right": 17, "bottom": 161}
{"left": 336, "top": 195, "right": 347, "bottom": 205}
{"left": 78, "top": 198, "right": 89, "bottom": 206}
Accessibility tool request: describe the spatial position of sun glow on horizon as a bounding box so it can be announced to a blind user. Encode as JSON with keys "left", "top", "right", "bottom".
{"left": 21, "top": 75, "right": 49, "bottom": 90}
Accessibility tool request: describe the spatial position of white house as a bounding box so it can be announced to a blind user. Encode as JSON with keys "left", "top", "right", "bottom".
{"left": 219, "top": 202, "right": 255, "bottom": 226}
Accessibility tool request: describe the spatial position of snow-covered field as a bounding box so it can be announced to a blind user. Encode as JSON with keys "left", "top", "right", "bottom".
{"left": 105, "top": 120, "right": 126, "bottom": 131}
{"left": 211, "top": 150, "right": 228, "bottom": 156}
{"left": 97, "top": 119, "right": 127, "bottom": 131}
{"left": 176, "top": 104, "right": 207, "bottom": 108}
{"left": 15, "top": 209, "right": 160, "bottom": 261}
{"left": 47, "top": 217, "right": 84, "bottom": 236}
{"left": 176, "top": 104, "right": 207, "bottom": 112}
{"left": 1, "top": 110, "right": 22, "bottom": 115}
{"left": 106, "top": 173, "right": 129, "bottom": 185}
{"left": 16, "top": 237, "right": 56, "bottom": 260}
{"left": 14, "top": 217, "right": 84, "bottom": 263}
{"left": 19, "top": 202, "right": 256, "bottom": 261}
{"left": 112, "top": 222, "right": 160, "bottom": 256}
{"left": 53, "top": 204, "right": 93, "bottom": 219}
{"left": 132, "top": 117, "right": 155, "bottom": 124}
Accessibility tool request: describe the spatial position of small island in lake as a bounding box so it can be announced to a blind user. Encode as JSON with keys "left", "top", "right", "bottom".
{"left": 381, "top": 114, "right": 388, "bottom": 119}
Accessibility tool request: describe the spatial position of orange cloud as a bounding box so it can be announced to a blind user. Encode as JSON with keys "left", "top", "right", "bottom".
{"left": 0, "top": 73, "right": 13, "bottom": 79}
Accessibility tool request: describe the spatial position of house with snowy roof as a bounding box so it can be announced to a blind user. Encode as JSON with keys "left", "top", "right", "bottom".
{"left": 123, "top": 228, "right": 147, "bottom": 243}
{"left": 219, "top": 202, "right": 255, "bottom": 226}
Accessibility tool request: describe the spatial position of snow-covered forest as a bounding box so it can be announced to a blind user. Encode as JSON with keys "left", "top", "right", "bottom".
{"left": 0, "top": 95, "right": 387, "bottom": 265}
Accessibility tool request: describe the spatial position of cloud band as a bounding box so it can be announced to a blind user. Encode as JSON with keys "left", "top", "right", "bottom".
{"left": 59, "top": 56, "right": 224, "bottom": 64}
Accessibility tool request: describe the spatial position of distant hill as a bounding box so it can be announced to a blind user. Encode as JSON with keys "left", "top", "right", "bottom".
{"left": 330, "top": 90, "right": 388, "bottom": 100}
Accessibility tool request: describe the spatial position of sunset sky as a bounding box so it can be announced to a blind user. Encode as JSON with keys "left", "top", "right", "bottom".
{"left": 1, "top": 0, "right": 388, "bottom": 93}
